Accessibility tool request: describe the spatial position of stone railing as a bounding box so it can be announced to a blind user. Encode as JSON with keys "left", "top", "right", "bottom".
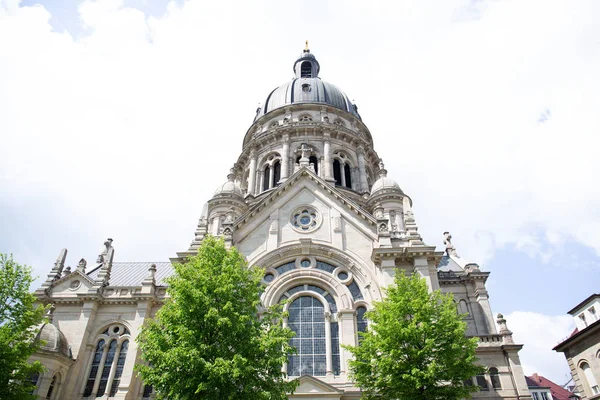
{"left": 476, "top": 334, "right": 504, "bottom": 346}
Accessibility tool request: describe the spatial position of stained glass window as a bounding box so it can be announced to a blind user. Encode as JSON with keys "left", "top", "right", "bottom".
{"left": 97, "top": 339, "right": 117, "bottom": 396}
{"left": 287, "top": 296, "right": 327, "bottom": 376}
{"left": 356, "top": 306, "right": 368, "bottom": 342}
{"left": 347, "top": 281, "right": 364, "bottom": 300}
{"left": 109, "top": 340, "right": 129, "bottom": 396}
{"left": 83, "top": 339, "right": 105, "bottom": 397}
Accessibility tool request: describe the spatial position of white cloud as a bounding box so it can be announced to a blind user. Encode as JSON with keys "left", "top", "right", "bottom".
{"left": 0, "top": 0, "right": 599, "bottom": 282}
{"left": 505, "top": 311, "right": 574, "bottom": 384}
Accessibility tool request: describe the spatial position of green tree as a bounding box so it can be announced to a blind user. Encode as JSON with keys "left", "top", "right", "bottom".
{"left": 136, "top": 236, "right": 297, "bottom": 400}
{"left": 0, "top": 254, "right": 47, "bottom": 399}
{"left": 345, "top": 272, "right": 485, "bottom": 400}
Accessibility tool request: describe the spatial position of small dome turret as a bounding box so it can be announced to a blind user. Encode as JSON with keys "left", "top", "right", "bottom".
{"left": 36, "top": 323, "right": 72, "bottom": 359}
{"left": 370, "top": 161, "right": 403, "bottom": 196}
{"left": 214, "top": 170, "right": 243, "bottom": 197}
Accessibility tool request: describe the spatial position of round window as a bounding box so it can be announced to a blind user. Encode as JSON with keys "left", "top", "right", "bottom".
{"left": 264, "top": 273, "right": 275, "bottom": 283}
{"left": 338, "top": 271, "right": 349, "bottom": 280}
{"left": 300, "top": 259, "right": 311, "bottom": 268}
{"left": 290, "top": 206, "right": 321, "bottom": 233}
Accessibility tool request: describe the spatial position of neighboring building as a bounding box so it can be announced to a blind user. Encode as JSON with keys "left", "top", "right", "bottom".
{"left": 554, "top": 294, "right": 600, "bottom": 399}
{"left": 526, "top": 373, "right": 575, "bottom": 400}
{"left": 30, "top": 45, "right": 533, "bottom": 399}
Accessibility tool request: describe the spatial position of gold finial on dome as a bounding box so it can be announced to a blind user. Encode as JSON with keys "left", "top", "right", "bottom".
{"left": 304, "top": 40, "right": 309, "bottom": 52}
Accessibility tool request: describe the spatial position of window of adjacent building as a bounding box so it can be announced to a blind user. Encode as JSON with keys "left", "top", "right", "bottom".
{"left": 540, "top": 392, "right": 549, "bottom": 400}
{"left": 589, "top": 306, "right": 597, "bottom": 322}
{"left": 82, "top": 325, "right": 130, "bottom": 398}
{"left": 142, "top": 384, "right": 154, "bottom": 398}
{"left": 579, "top": 313, "right": 588, "bottom": 327}
{"left": 582, "top": 362, "right": 600, "bottom": 394}
{"left": 532, "top": 392, "right": 539, "bottom": 400}
{"left": 489, "top": 367, "right": 501, "bottom": 390}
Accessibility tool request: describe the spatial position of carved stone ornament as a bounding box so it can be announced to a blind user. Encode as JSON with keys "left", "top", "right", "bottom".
{"left": 290, "top": 206, "right": 321, "bottom": 233}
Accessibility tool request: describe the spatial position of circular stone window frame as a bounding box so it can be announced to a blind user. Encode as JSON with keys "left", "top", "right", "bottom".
{"left": 295, "top": 256, "right": 316, "bottom": 269}
{"left": 69, "top": 279, "right": 81, "bottom": 291}
{"left": 262, "top": 267, "right": 279, "bottom": 285}
{"left": 333, "top": 266, "right": 352, "bottom": 284}
{"left": 290, "top": 206, "right": 322, "bottom": 233}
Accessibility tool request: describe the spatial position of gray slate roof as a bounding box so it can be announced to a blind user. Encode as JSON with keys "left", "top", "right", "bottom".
{"left": 87, "top": 262, "right": 175, "bottom": 287}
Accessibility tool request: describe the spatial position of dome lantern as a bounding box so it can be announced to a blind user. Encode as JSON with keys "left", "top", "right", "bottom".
{"left": 293, "top": 41, "right": 320, "bottom": 79}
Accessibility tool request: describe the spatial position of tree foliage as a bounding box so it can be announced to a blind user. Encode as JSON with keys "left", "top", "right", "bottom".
{"left": 345, "top": 272, "right": 485, "bottom": 400}
{"left": 136, "top": 236, "right": 297, "bottom": 400}
{"left": 0, "top": 254, "right": 47, "bottom": 400}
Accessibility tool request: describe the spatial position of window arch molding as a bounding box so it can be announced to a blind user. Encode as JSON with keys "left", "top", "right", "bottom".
{"left": 252, "top": 245, "right": 382, "bottom": 303}
{"left": 264, "top": 272, "right": 348, "bottom": 310}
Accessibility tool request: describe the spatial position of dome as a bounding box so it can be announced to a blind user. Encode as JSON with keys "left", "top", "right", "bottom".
{"left": 258, "top": 44, "right": 360, "bottom": 119}
{"left": 214, "top": 172, "right": 243, "bottom": 197}
{"left": 36, "top": 323, "right": 72, "bottom": 359}
{"left": 261, "top": 78, "right": 360, "bottom": 118}
{"left": 370, "top": 164, "right": 403, "bottom": 196}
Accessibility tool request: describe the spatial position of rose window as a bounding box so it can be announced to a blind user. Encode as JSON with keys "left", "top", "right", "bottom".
{"left": 291, "top": 207, "right": 320, "bottom": 232}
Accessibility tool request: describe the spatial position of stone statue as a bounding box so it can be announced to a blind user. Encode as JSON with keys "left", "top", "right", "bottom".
{"left": 97, "top": 238, "right": 113, "bottom": 264}
{"left": 77, "top": 258, "right": 87, "bottom": 272}
{"left": 443, "top": 231, "right": 457, "bottom": 256}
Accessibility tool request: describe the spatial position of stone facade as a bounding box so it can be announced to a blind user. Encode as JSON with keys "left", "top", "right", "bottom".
{"left": 554, "top": 294, "right": 600, "bottom": 399}
{"left": 31, "top": 46, "right": 532, "bottom": 399}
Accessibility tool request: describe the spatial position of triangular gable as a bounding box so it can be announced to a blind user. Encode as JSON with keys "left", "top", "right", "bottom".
{"left": 289, "top": 375, "right": 343, "bottom": 399}
{"left": 235, "top": 167, "right": 377, "bottom": 230}
{"left": 47, "top": 269, "right": 95, "bottom": 296}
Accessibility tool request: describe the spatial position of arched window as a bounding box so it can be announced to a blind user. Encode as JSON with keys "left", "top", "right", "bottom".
{"left": 489, "top": 367, "right": 501, "bottom": 390}
{"left": 284, "top": 289, "right": 341, "bottom": 377}
{"left": 301, "top": 61, "right": 312, "bottom": 78}
{"left": 581, "top": 362, "right": 600, "bottom": 395}
{"left": 46, "top": 374, "right": 60, "bottom": 400}
{"left": 344, "top": 163, "right": 352, "bottom": 188}
{"left": 309, "top": 156, "right": 319, "bottom": 175}
{"left": 356, "top": 306, "right": 368, "bottom": 343}
{"left": 273, "top": 161, "right": 281, "bottom": 186}
{"left": 82, "top": 325, "right": 130, "bottom": 398}
{"left": 333, "top": 160, "right": 342, "bottom": 186}
{"left": 475, "top": 374, "right": 489, "bottom": 391}
{"left": 84, "top": 339, "right": 105, "bottom": 397}
{"left": 263, "top": 165, "right": 271, "bottom": 191}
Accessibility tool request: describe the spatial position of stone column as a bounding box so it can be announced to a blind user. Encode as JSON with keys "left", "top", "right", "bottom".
{"left": 340, "top": 162, "right": 346, "bottom": 187}
{"left": 247, "top": 149, "right": 257, "bottom": 196}
{"left": 323, "top": 133, "right": 334, "bottom": 182}
{"left": 325, "top": 312, "right": 333, "bottom": 376}
{"left": 357, "top": 147, "right": 369, "bottom": 193}
{"left": 338, "top": 310, "right": 355, "bottom": 378}
{"left": 268, "top": 165, "right": 274, "bottom": 189}
{"left": 474, "top": 282, "right": 496, "bottom": 334}
{"left": 281, "top": 134, "right": 290, "bottom": 181}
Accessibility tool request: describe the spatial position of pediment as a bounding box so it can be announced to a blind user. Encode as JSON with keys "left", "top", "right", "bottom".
{"left": 289, "top": 375, "right": 343, "bottom": 399}
{"left": 49, "top": 270, "right": 94, "bottom": 297}
{"left": 234, "top": 168, "right": 377, "bottom": 243}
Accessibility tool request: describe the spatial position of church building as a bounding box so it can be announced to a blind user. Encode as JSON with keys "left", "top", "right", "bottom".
{"left": 30, "top": 45, "right": 533, "bottom": 399}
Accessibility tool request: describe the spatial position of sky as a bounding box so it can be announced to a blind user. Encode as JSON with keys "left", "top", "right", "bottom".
{"left": 1, "top": 0, "right": 599, "bottom": 386}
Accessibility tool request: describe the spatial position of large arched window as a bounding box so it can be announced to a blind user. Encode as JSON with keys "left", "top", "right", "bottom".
{"left": 82, "top": 324, "right": 130, "bottom": 398}
{"left": 309, "top": 156, "right": 319, "bottom": 175}
{"left": 333, "top": 160, "right": 342, "bottom": 186}
{"left": 344, "top": 164, "right": 352, "bottom": 189}
{"left": 581, "top": 362, "right": 600, "bottom": 395}
{"left": 283, "top": 290, "right": 341, "bottom": 377}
